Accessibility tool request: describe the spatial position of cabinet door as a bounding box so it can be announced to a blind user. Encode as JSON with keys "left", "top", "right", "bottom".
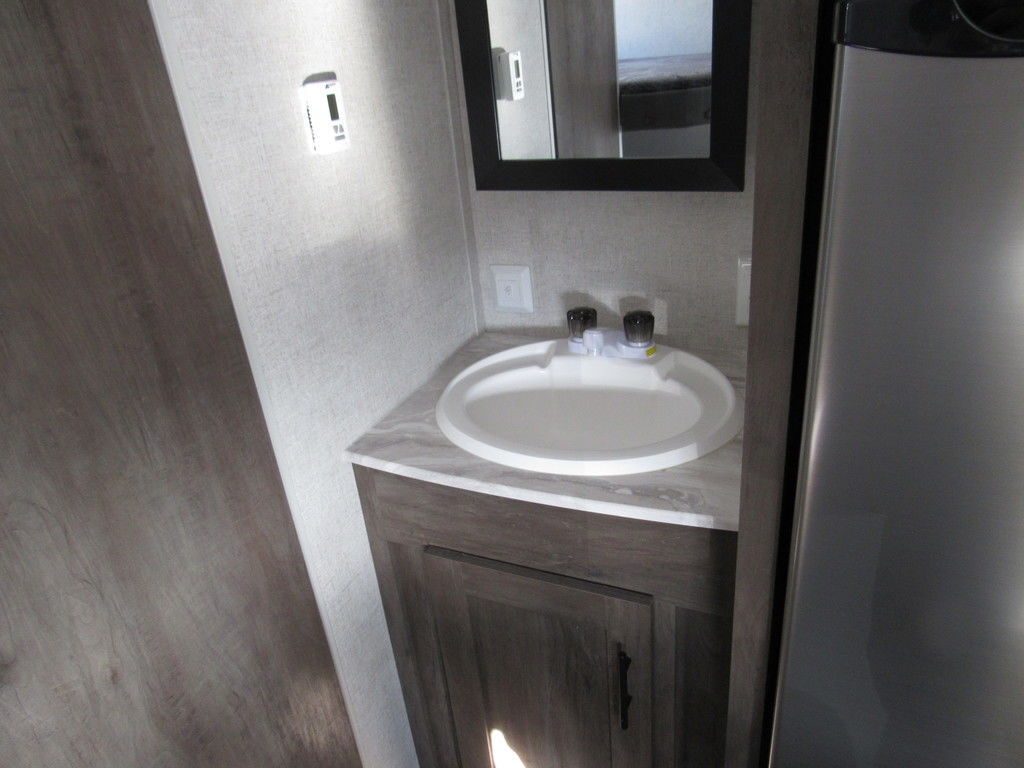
{"left": 424, "top": 547, "right": 652, "bottom": 768}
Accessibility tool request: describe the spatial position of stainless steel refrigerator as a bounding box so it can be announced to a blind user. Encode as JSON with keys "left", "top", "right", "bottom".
{"left": 771, "top": 2, "right": 1024, "bottom": 766}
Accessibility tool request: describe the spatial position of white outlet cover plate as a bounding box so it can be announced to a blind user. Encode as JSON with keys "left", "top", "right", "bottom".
{"left": 492, "top": 265, "right": 534, "bottom": 313}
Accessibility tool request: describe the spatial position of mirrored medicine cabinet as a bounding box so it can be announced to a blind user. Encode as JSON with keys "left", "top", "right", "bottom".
{"left": 452, "top": 0, "right": 752, "bottom": 190}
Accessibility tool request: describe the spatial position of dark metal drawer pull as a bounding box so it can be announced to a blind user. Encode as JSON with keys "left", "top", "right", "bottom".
{"left": 617, "top": 644, "right": 633, "bottom": 730}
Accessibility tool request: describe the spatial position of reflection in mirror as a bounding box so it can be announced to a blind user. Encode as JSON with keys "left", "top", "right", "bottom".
{"left": 487, "top": 0, "right": 713, "bottom": 160}
{"left": 488, "top": 0, "right": 556, "bottom": 159}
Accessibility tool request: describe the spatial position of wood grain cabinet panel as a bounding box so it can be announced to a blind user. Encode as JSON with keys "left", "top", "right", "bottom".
{"left": 425, "top": 547, "right": 652, "bottom": 768}
{"left": 354, "top": 466, "right": 736, "bottom": 768}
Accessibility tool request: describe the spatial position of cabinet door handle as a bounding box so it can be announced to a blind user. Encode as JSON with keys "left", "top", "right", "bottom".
{"left": 617, "top": 644, "right": 633, "bottom": 730}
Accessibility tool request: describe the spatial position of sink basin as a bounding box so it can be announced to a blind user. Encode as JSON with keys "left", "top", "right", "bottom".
{"left": 435, "top": 339, "right": 741, "bottom": 476}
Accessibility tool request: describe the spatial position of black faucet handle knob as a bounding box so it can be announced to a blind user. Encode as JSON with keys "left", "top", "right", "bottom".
{"left": 623, "top": 310, "right": 655, "bottom": 347}
{"left": 567, "top": 306, "right": 598, "bottom": 340}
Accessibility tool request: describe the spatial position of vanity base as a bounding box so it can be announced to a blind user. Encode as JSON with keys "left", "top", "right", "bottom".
{"left": 355, "top": 466, "right": 736, "bottom": 768}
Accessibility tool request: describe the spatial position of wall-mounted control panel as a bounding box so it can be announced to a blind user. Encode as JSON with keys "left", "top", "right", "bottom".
{"left": 492, "top": 49, "right": 524, "bottom": 101}
{"left": 302, "top": 79, "right": 349, "bottom": 154}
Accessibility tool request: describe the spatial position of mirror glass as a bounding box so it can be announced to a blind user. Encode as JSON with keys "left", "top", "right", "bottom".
{"left": 486, "top": 0, "right": 713, "bottom": 160}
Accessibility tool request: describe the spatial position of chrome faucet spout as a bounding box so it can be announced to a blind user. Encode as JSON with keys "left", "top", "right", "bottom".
{"left": 583, "top": 328, "right": 605, "bottom": 356}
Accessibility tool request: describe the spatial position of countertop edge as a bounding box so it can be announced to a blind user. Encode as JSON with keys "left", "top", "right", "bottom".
{"left": 345, "top": 449, "right": 740, "bottom": 532}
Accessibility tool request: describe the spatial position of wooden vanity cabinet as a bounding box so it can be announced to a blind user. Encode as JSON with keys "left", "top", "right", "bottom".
{"left": 354, "top": 466, "right": 736, "bottom": 768}
{"left": 425, "top": 548, "right": 653, "bottom": 768}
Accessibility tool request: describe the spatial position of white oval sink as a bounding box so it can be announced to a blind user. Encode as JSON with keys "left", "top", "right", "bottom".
{"left": 435, "top": 340, "right": 741, "bottom": 476}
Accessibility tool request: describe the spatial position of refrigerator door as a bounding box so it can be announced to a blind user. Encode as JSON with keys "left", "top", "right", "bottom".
{"left": 771, "top": 42, "right": 1024, "bottom": 768}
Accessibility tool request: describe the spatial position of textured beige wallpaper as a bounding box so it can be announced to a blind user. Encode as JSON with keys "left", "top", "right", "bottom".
{"left": 469, "top": 188, "right": 753, "bottom": 357}
{"left": 148, "top": 1, "right": 478, "bottom": 765}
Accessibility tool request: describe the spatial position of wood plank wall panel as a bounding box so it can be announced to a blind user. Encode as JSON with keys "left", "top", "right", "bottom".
{"left": 0, "top": 1, "right": 360, "bottom": 766}
{"left": 544, "top": 0, "right": 620, "bottom": 157}
{"left": 725, "top": 0, "right": 822, "bottom": 765}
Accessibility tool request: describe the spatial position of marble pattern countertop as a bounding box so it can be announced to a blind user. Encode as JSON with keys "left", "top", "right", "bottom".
{"left": 345, "top": 333, "right": 744, "bottom": 531}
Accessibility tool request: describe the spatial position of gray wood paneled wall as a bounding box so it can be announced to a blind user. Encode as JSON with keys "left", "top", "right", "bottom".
{"left": 726, "top": 0, "right": 822, "bottom": 765}
{"left": 544, "top": 0, "right": 620, "bottom": 157}
{"left": 0, "top": 1, "right": 361, "bottom": 766}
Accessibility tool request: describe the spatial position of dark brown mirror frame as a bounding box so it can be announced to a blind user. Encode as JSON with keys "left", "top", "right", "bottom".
{"left": 453, "top": 0, "right": 752, "bottom": 191}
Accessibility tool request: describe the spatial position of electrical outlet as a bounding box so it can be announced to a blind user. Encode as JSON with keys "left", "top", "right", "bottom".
{"left": 492, "top": 265, "right": 534, "bottom": 313}
{"left": 736, "top": 257, "right": 752, "bottom": 326}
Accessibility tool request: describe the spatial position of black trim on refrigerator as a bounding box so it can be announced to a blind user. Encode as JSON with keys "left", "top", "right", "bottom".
{"left": 837, "top": 0, "right": 1024, "bottom": 56}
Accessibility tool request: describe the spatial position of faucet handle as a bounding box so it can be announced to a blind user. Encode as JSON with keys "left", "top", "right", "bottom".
{"left": 623, "top": 310, "right": 655, "bottom": 347}
{"left": 567, "top": 306, "right": 597, "bottom": 340}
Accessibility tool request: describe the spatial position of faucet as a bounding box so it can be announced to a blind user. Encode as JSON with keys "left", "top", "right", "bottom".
{"left": 582, "top": 327, "right": 605, "bottom": 356}
{"left": 565, "top": 307, "right": 657, "bottom": 359}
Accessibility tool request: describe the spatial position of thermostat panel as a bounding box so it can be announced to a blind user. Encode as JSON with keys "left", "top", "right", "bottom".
{"left": 302, "top": 79, "right": 349, "bottom": 154}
